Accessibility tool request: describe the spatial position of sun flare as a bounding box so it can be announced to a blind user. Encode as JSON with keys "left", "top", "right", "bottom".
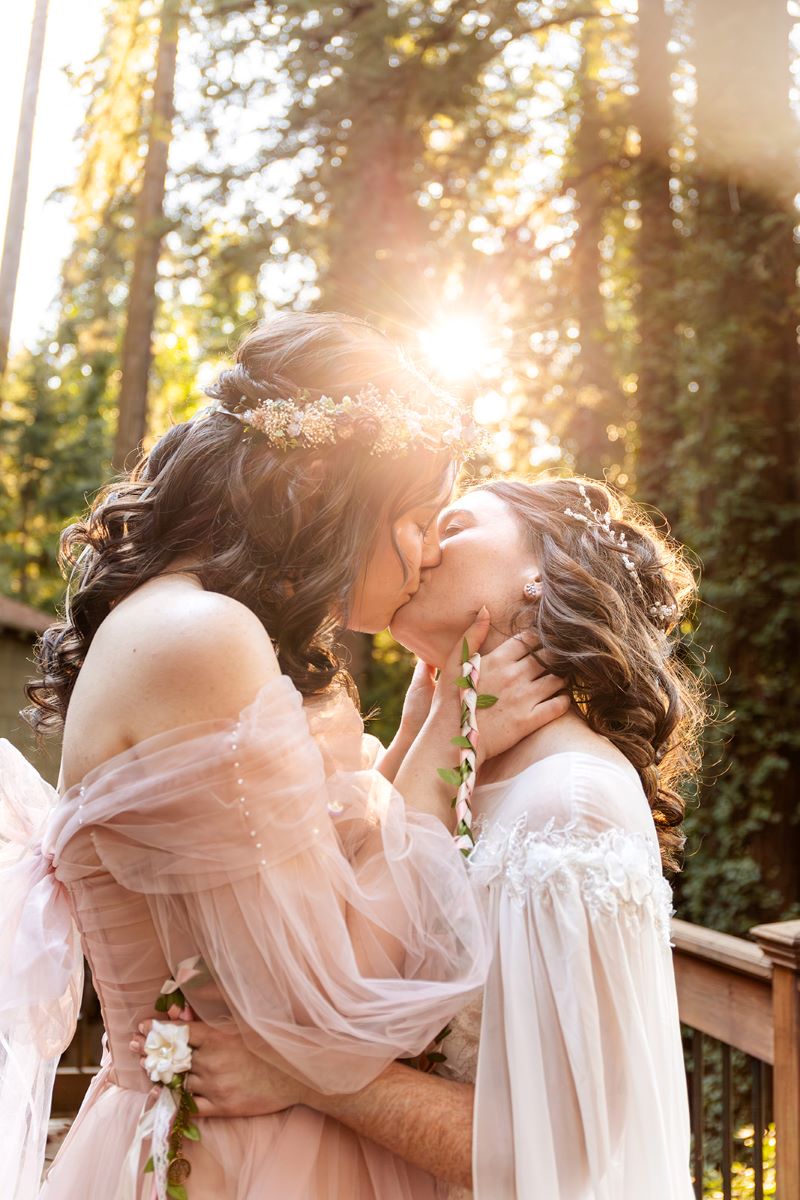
{"left": 418, "top": 316, "right": 492, "bottom": 381}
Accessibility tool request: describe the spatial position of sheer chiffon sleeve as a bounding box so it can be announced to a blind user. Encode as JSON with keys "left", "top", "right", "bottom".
{"left": 47, "top": 675, "right": 490, "bottom": 1093}
{"left": 0, "top": 740, "right": 83, "bottom": 1200}
{"left": 468, "top": 757, "right": 693, "bottom": 1200}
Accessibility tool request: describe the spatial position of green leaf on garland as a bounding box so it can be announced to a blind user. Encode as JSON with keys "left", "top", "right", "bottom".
{"left": 167, "top": 1186, "right": 188, "bottom": 1200}
{"left": 461, "top": 637, "right": 470, "bottom": 663}
{"left": 183, "top": 1122, "right": 200, "bottom": 1141}
{"left": 185, "top": 1092, "right": 199, "bottom": 1114}
{"left": 144, "top": 1157, "right": 154, "bottom": 1174}
{"left": 451, "top": 734, "right": 473, "bottom": 749}
{"left": 455, "top": 675, "right": 471, "bottom": 689}
{"left": 457, "top": 820, "right": 472, "bottom": 838}
{"left": 437, "top": 767, "right": 462, "bottom": 788}
{"left": 475, "top": 693, "right": 498, "bottom": 708}
{"left": 155, "top": 989, "right": 184, "bottom": 1013}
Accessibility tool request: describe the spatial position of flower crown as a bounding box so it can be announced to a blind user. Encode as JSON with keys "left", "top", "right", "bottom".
{"left": 206, "top": 381, "right": 487, "bottom": 459}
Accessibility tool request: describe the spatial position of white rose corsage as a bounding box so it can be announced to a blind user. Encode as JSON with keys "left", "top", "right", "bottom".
{"left": 140, "top": 957, "right": 204, "bottom": 1200}
{"left": 143, "top": 1021, "right": 193, "bottom": 1085}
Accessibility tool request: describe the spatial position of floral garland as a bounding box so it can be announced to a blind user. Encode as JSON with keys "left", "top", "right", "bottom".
{"left": 139, "top": 959, "right": 204, "bottom": 1200}
{"left": 437, "top": 637, "right": 497, "bottom": 857}
{"left": 209, "top": 382, "right": 488, "bottom": 460}
{"left": 401, "top": 641, "right": 497, "bottom": 1076}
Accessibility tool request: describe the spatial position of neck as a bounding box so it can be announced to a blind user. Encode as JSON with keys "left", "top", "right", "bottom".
{"left": 478, "top": 705, "right": 586, "bottom": 785}
{"left": 481, "top": 620, "right": 516, "bottom": 656}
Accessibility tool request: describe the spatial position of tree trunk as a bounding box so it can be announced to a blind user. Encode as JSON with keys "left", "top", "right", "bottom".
{"left": 0, "top": 0, "right": 49, "bottom": 377}
{"left": 112, "top": 0, "right": 181, "bottom": 471}
{"left": 632, "top": 0, "right": 680, "bottom": 509}
{"left": 561, "top": 18, "right": 623, "bottom": 477}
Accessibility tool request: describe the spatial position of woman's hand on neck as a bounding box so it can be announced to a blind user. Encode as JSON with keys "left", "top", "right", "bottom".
{"left": 477, "top": 705, "right": 584, "bottom": 787}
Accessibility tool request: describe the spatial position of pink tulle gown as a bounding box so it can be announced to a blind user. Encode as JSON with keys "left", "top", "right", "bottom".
{"left": 0, "top": 675, "right": 489, "bottom": 1200}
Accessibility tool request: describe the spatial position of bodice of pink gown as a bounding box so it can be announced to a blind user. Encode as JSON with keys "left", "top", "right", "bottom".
{"left": 44, "top": 830, "right": 439, "bottom": 1200}
{"left": 0, "top": 675, "right": 490, "bottom": 1200}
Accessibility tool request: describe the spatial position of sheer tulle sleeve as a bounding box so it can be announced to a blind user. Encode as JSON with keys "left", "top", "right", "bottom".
{"left": 468, "top": 758, "right": 693, "bottom": 1200}
{"left": 47, "top": 675, "right": 489, "bottom": 1093}
{"left": 0, "top": 740, "right": 83, "bottom": 1200}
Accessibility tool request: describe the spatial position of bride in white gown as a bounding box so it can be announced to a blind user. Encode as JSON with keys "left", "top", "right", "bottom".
{"left": 137, "top": 475, "right": 701, "bottom": 1199}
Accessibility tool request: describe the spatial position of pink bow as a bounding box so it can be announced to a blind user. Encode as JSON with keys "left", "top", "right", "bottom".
{"left": 0, "top": 739, "right": 84, "bottom": 1200}
{"left": 159, "top": 955, "right": 204, "bottom": 995}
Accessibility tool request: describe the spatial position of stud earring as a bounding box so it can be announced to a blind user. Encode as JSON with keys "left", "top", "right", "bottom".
{"left": 523, "top": 581, "right": 541, "bottom": 600}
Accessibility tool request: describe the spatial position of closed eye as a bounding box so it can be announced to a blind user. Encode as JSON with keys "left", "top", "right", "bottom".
{"left": 442, "top": 522, "right": 464, "bottom": 537}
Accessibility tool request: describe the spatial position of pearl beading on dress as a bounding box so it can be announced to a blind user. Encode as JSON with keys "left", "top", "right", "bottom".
{"left": 230, "top": 721, "right": 267, "bottom": 864}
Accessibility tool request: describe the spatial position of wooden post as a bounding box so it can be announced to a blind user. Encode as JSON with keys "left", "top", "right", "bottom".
{"left": 751, "top": 920, "right": 800, "bottom": 1200}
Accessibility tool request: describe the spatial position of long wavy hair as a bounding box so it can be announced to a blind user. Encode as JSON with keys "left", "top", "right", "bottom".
{"left": 25, "top": 311, "right": 453, "bottom": 736}
{"left": 479, "top": 477, "right": 706, "bottom": 874}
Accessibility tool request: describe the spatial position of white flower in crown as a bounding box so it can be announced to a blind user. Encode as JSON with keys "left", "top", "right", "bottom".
{"left": 143, "top": 1020, "right": 193, "bottom": 1084}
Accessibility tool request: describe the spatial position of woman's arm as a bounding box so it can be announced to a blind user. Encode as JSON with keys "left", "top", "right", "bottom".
{"left": 133, "top": 1021, "right": 473, "bottom": 1190}
{"left": 305, "top": 1062, "right": 474, "bottom": 1190}
{"left": 377, "top": 661, "right": 438, "bottom": 783}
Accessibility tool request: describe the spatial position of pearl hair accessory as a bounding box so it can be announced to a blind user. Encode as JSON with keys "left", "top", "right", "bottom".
{"left": 564, "top": 485, "right": 681, "bottom": 628}
{"left": 564, "top": 484, "right": 643, "bottom": 593}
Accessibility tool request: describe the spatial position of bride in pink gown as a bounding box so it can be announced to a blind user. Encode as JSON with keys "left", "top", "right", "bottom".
{"left": 0, "top": 312, "right": 567, "bottom": 1200}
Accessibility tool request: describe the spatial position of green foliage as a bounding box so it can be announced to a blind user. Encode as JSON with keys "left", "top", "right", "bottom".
{"left": 361, "top": 629, "right": 415, "bottom": 747}
{"left": 702, "top": 1125, "right": 776, "bottom": 1199}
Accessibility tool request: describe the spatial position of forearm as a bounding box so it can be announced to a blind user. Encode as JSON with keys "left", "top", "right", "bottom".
{"left": 376, "top": 725, "right": 415, "bottom": 783}
{"left": 303, "top": 1061, "right": 474, "bottom": 1190}
{"left": 393, "top": 710, "right": 463, "bottom": 828}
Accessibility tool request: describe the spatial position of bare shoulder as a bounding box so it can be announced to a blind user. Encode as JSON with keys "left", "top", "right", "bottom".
{"left": 63, "top": 578, "right": 281, "bottom": 780}
{"left": 112, "top": 581, "right": 280, "bottom": 720}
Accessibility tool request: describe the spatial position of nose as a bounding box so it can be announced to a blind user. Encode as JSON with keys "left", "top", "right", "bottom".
{"left": 421, "top": 527, "right": 443, "bottom": 570}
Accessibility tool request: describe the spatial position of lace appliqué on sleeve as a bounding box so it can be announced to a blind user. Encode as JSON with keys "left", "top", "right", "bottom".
{"left": 468, "top": 816, "right": 674, "bottom": 945}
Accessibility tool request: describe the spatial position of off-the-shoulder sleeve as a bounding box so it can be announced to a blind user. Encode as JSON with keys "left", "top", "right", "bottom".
{"left": 46, "top": 675, "right": 489, "bottom": 1093}
{"left": 468, "top": 760, "right": 693, "bottom": 1200}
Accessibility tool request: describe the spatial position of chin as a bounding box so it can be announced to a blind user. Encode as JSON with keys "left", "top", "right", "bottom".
{"left": 390, "top": 612, "right": 448, "bottom": 668}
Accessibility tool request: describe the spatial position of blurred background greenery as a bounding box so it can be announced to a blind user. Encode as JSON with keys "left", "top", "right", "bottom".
{"left": 1, "top": 0, "right": 798, "bottom": 941}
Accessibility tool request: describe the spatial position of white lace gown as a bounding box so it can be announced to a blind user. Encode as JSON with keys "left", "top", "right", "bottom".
{"left": 438, "top": 750, "right": 694, "bottom": 1200}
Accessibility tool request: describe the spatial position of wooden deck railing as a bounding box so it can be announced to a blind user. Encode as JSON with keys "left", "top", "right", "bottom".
{"left": 54, "top": 918, "right": 800, "bottom": 1197}
{"left": 673, "top": 917, "right": 800, "bottom": 1198}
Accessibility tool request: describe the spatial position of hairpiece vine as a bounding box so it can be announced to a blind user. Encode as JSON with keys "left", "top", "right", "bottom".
{"left": 564, "top": 484, "right": 643, "bottom": 592}
{"left": 564, "top": 485, "right": 679, "bottom": 629}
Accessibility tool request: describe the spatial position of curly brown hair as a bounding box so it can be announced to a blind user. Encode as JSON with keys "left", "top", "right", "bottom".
{"left": 25, "top": 312, "right": 453, "bottom": 736}
{"left": 479, "top": 477, "right": 706, "bottom": 874}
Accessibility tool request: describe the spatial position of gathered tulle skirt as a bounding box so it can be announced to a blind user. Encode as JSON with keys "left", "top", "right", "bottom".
{"left": 41, "top": 1065, "right": 441, "bottom": 1200}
